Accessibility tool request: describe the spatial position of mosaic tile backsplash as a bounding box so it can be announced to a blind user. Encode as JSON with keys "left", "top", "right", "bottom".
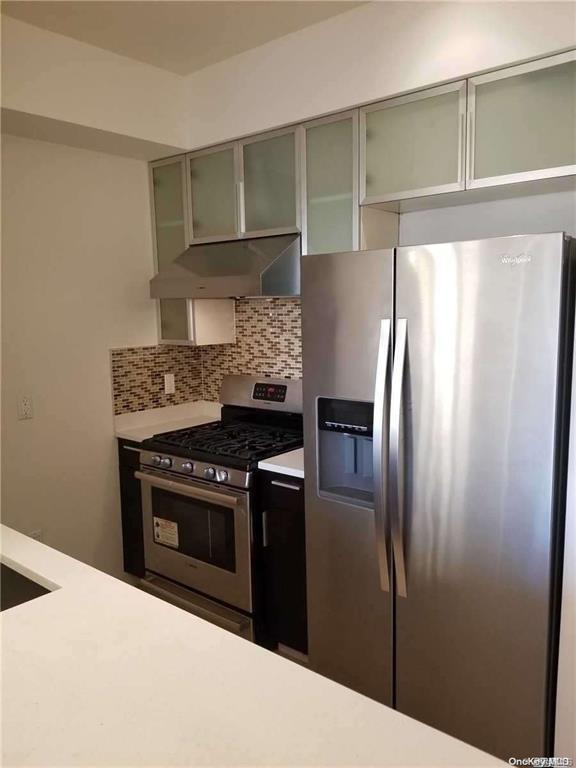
{"left": 111, "top": 345, "right": 203, "bottom": 415}
{"left": 201, "top": 298, "right": 302, "bottom": 401}
{"left": 111, "top": 298, "right": 302, "bottom": 415}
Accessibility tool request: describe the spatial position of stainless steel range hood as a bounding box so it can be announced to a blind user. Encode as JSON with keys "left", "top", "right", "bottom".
{"left": 150, "top": 233, "right": 301, "bottom": 299}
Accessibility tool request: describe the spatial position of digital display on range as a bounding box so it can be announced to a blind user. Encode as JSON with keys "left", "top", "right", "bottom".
{"left": 253, "top": 382, "right": 287, "bottom": 402}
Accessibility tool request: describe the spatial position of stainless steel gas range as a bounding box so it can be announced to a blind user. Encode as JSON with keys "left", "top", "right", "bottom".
{"left": 137, "top": 375, "right": 302, "bottom": 641}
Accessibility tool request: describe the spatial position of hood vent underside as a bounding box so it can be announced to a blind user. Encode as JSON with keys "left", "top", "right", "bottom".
{"left": 150, "top": 233, "right": 301, "bottom": 299}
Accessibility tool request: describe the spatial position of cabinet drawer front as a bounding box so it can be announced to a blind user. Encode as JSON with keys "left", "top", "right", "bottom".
{"left": 261, "top": 473, "right": 304, "bottom": 511}
{"left": 118, "top": 440, "right": 141, "bottom": 469}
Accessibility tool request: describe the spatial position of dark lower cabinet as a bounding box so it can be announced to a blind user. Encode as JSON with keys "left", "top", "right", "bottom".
{"left": 258, "top": 471, "right": 308, "bottom": 654}
{"left": 118, "top": 439, "right": 145, "bottom": 577}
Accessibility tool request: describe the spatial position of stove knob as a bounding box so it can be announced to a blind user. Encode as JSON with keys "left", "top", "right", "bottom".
{"left": 216, "top": 469, "right": 229, "bottom": 484}
{"left": 204, "top": 467, "right": 216, "bottom": 480}
{"left": 151, "top": 455, "right": 162, "bottom": 467}
{"left": 181, "top": 461, "right": 194, "bottom": 473}
{"left": 159, "top": 457, "right": 172, "bottom": 469}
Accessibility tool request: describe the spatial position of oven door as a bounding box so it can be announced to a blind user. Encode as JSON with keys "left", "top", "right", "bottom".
{"left": 136, "top": 469, "right": 252, "bottom": 613}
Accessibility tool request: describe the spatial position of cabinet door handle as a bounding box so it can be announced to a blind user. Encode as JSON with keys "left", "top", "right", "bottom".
{"left": 466, "top": 108, "right": 475, "bottom": 183}
{"left": 262, "top": 510, "right": 269, "bottom": 548}
{"left": 237, "top": 180, "right": 246, "bottom": 233}
{"left": 270, "top": 480, "right": 301, "bottom": 491}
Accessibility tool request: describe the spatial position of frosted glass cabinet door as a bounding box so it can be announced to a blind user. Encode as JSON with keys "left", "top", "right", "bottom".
{"left": 150, "top": 157, "right": 190, "bottom": 343}
{"left": 189, "top": 146, "right": 237, "bottom": 238}
{"left": 361, "top": 82, "right": 466, "bottom": 203}
{"left": 304, "top": 114, "right": 357, "bottom": 254}
{"left": 151, "top": 159, "right": 187, "bottom": 269}
{"left": 159, "top": 299, "right": 189, "bottom": 341}
{"left": 242, "top": 131, "right": 297, "bottom": 232}
{"left": 468, "top": 52, "right": 576, "bottom": 187}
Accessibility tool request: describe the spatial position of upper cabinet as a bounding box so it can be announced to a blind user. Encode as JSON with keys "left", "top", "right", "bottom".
{"left": 240, "top": 128, "right": 299, "bottom": 234}
{"left": 150, "top": 156, "right": 190, "bottom": 343}
{"left": 159, "top": 298, "right": 236, "bottom": 346}
{"left": 150, "top": 52, "right": 576, "bottom": 264}
{"left": 187, "top": 129, "right": 300, "bottom": 241}
{"left": 467, "top": 51, "right": 576, "bottom": 189}
{"left": 149, "top": 156, "right": 235, "bottom": 345}
{"left": 151, "top": 157, "right": 188, "bottom": 269}
{"left": 360, "top": 81, "right": 466, "bottom": 204}
{"left": 188, "top": 144, "right": 237, "bottom": 239}
{"left": 302, "top": 112, "right": 358, "bottom": 255}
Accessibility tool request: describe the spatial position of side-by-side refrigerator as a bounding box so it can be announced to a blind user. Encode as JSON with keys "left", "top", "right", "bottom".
{"left": 301, "top": 233, "right": 575, "bottom": 760}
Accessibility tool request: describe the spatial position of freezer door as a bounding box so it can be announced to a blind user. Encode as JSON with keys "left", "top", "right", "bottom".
{"left": 301, "top": 248, "right": 394, "bottom": 704}
{"left": 394, "top": 233, "right": 568, "bottom": 759}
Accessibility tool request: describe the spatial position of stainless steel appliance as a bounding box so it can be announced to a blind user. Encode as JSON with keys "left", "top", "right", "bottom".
{"left": 150, "top": 233, "right": 301, "bottom": 299}
{"left": 138, "top": 375, "right": 302, "bottom": 641}
{"left": 302, "top": 233, "right": 575, "bottom": 760}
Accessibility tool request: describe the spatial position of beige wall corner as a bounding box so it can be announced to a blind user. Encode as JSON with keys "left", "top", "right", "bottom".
{"left": 1, "top": 134, "right": 158, "bottom": 576}
{"left": 1, "top": 109, "right": 186, "bottom": 162}
{"left": 1, "top": 16, "right": 190, "bottom": 153}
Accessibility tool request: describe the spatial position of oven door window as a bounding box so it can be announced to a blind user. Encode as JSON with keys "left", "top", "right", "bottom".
{"left": 151, "top": 487, "right": 236, "bottom": 572}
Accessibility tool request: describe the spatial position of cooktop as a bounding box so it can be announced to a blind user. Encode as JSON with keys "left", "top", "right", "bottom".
{"left": 144, "top": 420, "right": 303, "bottom": 465}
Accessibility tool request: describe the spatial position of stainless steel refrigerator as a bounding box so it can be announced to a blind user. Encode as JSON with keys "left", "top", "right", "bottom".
{"left": 301, "top": 232, "right": 575, "bottom": 760}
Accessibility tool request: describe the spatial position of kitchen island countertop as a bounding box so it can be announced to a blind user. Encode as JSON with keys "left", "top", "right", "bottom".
{"left": 0, "top": 524, "right": 504, "bottom": 767}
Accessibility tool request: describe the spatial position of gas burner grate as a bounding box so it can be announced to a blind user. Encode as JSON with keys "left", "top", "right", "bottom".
{"left": 150, "top": 421, "right": 302, "bottom": 462}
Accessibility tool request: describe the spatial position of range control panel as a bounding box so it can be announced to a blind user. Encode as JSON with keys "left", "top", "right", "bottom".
{"left": 252, "top": 382, "right": 288, "bottom": 403}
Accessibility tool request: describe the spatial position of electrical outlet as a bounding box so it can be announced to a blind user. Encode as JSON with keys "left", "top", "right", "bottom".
{"left": 164, "top": 374, "right": 175, "bottom": 395}
{"left": 17, "top": 396, "right": 33, "bottom": 420}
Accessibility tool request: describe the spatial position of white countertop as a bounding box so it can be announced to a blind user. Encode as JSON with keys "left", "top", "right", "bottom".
{"left": 258, "top": 447, "right": 304, "bottom": 478}
{"left": 117, "top": 402, "right": 306, "bottom": 479}
{"left": 115, "top": 400, "right": 221, "bottom": 442}
{"left": 0, "top": 525, "right": 503, "bottom": 767}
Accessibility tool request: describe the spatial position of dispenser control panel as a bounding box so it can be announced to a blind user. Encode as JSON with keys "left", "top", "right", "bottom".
{"left": 318, "top": 398, "right": 373, "bottom": 437}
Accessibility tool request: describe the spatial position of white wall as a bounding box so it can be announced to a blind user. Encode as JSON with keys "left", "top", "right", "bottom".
{"left": 1, "top": 16, "right": 189, "bottom": 152}
{"left": 398, "top": 188, "right": 576, "bottom": 245}
{"left": 184, "top": 1, "right": 576, "bottom": 149}
{"left": 1, "top": 135, "right": 158, "bottom": 576}
{"left": 4, "top": 4, "right": 575, "bottom": 155}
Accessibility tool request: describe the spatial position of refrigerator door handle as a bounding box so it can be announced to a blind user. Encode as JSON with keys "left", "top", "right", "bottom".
{"left": 390, "top": 318, "right": 408, "bottom": 598}
{"left": 373, "top": 318, "right": 392, "bottom": 592}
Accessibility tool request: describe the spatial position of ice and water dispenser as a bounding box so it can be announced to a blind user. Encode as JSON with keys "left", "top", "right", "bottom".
{"left": 317, "top": 398, "right": 374, "bottom": 507}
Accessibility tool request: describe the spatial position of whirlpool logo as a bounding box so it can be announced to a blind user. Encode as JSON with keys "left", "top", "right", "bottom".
{"left": 500, "top": 252, "right": 532, "bottom": 265}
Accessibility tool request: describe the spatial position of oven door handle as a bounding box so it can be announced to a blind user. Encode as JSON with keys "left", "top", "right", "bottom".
{"left": 141, "top": 576, "right": 250, "bottom": 636}
{"left": 135, "top": 471, "right": 239, "bottom": 509}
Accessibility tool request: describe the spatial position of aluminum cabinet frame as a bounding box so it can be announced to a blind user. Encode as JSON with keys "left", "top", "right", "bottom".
{"left": 359, "top": 80, "right": 467, "bottom": 205}
{"left": 300, "top": 110, "right": 360, "bottom": 255}
{"left": 149, "top": 154, "right": 191, "bottom": 345}
{"left": 237, "top": 125, "right": 302, "bottom": 240}
{"left": 466, "top": 50, "right": 576, "bottom": 190}
{"left": 186, "top": 142, "right": 239, "bottom": 244}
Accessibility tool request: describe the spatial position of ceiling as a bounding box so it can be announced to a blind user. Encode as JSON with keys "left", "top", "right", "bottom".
{"left": 1, "top": 1, "right": 364, "bottom": 75}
